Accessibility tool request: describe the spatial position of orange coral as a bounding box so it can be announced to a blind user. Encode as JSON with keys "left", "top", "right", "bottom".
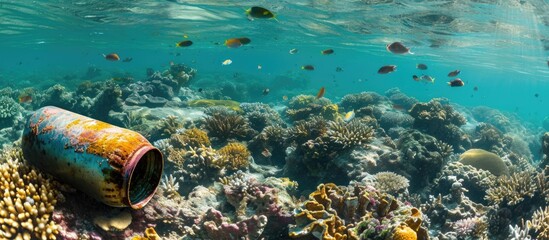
{"left": 392, "top": 224, "right": 417, "bottom": 240}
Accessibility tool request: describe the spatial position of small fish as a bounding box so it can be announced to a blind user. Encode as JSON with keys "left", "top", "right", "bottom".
{"left": 535, "top": 93, "right": 539, "bottom": 98}
{"left": 473, "top": 86, "right": 478, "bottom": 91}
{"left": 289, "top": 48, "right": 298, "bottom": 54}
{"left": 412, "top": 75, "right": 420, "bottom": 81}
{"left": 343, "top": 110, "right": 355, "bottom": 122}
{"left": 316, "top": 86, "right": 325, "bottom": 99}
{"left": 448, "top": 70, "right": 461, "bottom": 77}
{"left": 176, "top": 40, "right": 193, "bottom": 47}
{"left": 416, "top": 63, "right": 428, "bottom": 70}
{"left": 282, "top": 95, "right": 288, "bottom": 101}
{"left": 246, "top": 6, "right": 275, "bottom": 19}
{"left": 386, "top": 42, "right": 413, "bottom": 54}
{"left": 122, "top": 57, "right": 133, "bottom": 62}
{"left": 448, "top": 78, "right": 464, "bottom": 87}
{"left": 198, "top": 88, "right": 203, "bottom": 93}
{"left": 238, "top": 37, "right": 251, "bottom": 45}
{"left": 262, "top": 88, "right": 270, "bottom": 95}
{"left": 335, "top": 67, "right": 343, "bottom": 72}
{"left": 378, "top": 65, "right": 396, "bottom": 74}
{"left": 420, "top": 75, "right": 435, "bottom": 83}
{"left": 257, "top": 64, "right": 262, "bottom": 70}
{"left": 301, "top": 65, "right": 315, "bottom": 71}
{"left": 103, "top": 53, "right": 120, "bottom": 61}
{"left": 224, "top": 38, "right": 243, "bottom": 48}
{"left": 18, "top": 94, "right": 32, "bottom": 103}
{"left": 321, "top": 49, "right": 334, "bottom": 55}
{"left": 261, "top": 148, "right": 272, "bottom": 158}
{"left": 222, "top": 59, "right": 232, "bottom": 65}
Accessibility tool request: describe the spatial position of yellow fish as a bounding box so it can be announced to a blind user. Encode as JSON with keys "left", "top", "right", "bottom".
{"left": 222, "top": 59, "right": 232, "bottom": 65}
{"left": 343, "top": 110, "right": 355, "bottom": 122}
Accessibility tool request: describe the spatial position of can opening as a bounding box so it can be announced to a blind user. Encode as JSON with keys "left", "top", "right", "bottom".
{"left": 128, "top": 148, "right": 163, "bottom": 209}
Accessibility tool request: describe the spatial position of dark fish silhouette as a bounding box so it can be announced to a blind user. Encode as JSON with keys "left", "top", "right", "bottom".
{"left": 378, "top": 65, "right": 396, "bottom": 74}
{"left": 448, "top": 69, "right": 461, "bottom": 77}
{"left": 386, "top": 42, "right": 413, "bottom": 54}
{"left": 448, "top": 78, "right": 464, "bottom": 87}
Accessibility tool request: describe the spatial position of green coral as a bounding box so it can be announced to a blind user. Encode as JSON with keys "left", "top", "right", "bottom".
{"left": 188, "top": 99, "right": 242, "bottom": 112}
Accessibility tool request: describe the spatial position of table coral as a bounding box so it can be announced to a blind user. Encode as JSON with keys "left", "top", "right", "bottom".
{"left": 0, "top": 148, "right": 59, "bottom": 240}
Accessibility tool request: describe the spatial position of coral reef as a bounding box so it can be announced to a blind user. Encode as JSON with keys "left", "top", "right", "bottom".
{"left": 435, "top": 161, "right": 496, "bottom": 203}
{"left": 186, "top": 208, "right": 268, "bottom": 240}
{"left": 169, "top": 127, "right": 211, "bottom": 149}
{"left": 394, "top": 130, "right": 453, "bottom": 190}
{"left": 248, "top": 125, "right": 288, "bottom": 166}
{"left": 338, "top": 91, "right": 386, "bottom": 112}
{"left": 289, "top": 183, "right": 429, "bottom": 240}
{"left": 408, "top": 98, "right": 470, "bottom": 151}
{"left": 527, "top": 206, "right": 549, "bottom": 239}
{"left": 0, "top": 148, "right": 59, "bottom": 240}
{"left": 326, "top": 120, "right": 375, "bottom": 150}
{"left": 385, "top": 88, "right": 419, "bottom": 111}
{"left": 485, "top": 170, "right": 537, "bottom": 206}
{"left": 285, "top": 95, "right": 337, "bottom": 122}
{"left": 372, "top": 171, "right": 410, "bottom": 195}
{"left": 240, "top": 103, "right": 285, "bottom": 132}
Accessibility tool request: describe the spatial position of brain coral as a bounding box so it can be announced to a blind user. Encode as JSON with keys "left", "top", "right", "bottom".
{"left": 459, "top": 148, "right": 509, "bottom": 176}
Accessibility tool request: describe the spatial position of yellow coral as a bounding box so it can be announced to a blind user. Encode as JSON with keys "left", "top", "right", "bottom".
{"left": 459, "top": 148, "right": 509, "bottom": 176}
{"left": 391, "top": 224, "right": 417, "bottom": 240}
{"left": 0, "top": 148, "right": 59, "bottom": 240}
{"left": 170, "top": 127, "right": 211, "bottom": 148}
{"left": 188, "top": 99, "right": 242, "bottom": 112}
{"left": 131, "top": 227, "right": 161, "bottom": 240}
{"left": 216, "top": 142, "right": 251, "bottom": 170}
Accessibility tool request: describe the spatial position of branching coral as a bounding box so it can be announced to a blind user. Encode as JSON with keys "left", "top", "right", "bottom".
{"left": 240, "top": 103, "right": 285, "bottom": 132}
{"left": 0, "top": 148, "right": 59, "bottom": 240}
{"left": 152, "top": 115, "right": 183, "bottom": 140}
{"left": 160, "top": 174, "right": 181, "bottom": 199}
{"left": 169, "top": 127, "right": 211, "bottom": 149}
{"left": 373, "top": 171, "right": 410, "bottom": 195}
{"left": 287, "top": 116, "right": 328, "bottom": 144}
{"left": 485, "top": 171, "right": 537, "bottom": 206}
{"left": 326, "top": 120, "right": 375, "bottom": 149}
{"left": 338, "top": 91, "right": 385, "bottom": 111}
{"left": 452, "top": 217, "right": 488, "bottom": 238}
{"left": 216, "top": 142, "right": 251, "bottom": 171}
{"left": 408, "top": 98, "right": 469, "bottom": 151}
{"left": 527, "top": 206, "right": 549, "bottom": 239}
{"left": 203, "top": 108, "right": 254, "bottom": 143}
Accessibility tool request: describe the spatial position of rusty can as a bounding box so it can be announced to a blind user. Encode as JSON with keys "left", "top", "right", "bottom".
{"left": 22, "top": 106, "right": 163, "bottom": 209}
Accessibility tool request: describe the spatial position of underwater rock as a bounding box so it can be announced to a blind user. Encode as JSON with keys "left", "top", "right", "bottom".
{"left": 458, "top": 149, "right": 509, "bottom": 176}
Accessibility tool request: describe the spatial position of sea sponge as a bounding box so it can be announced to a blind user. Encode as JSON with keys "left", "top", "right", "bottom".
{"left": 93, "top": 209, "right": 132, "bottom": 231}
{"left": 391, "top": 223, "right": 417, "bottom": 240}
{"left": 459, "top": 149, "right": 509, "bottom": 176}
{"left": 188, "top": 99, "right": 242, "bottom": 112}
{"left": 216, "top": 142, "right": 251, "bottom": 170}
{"left": 0, "top": 148, "right": 59, "bottom": 240}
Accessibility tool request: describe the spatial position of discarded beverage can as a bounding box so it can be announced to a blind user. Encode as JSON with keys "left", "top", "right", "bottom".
{"left": 22, "top": 106, "right": 163, "bottom": 209}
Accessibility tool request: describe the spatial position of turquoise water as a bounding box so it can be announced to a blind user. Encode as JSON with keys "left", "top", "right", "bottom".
{"left": 2, "top": 1, "right": 549, "bottom": 239}
{"left": 2, "top": 1, "right": 548, "bottom": 122}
